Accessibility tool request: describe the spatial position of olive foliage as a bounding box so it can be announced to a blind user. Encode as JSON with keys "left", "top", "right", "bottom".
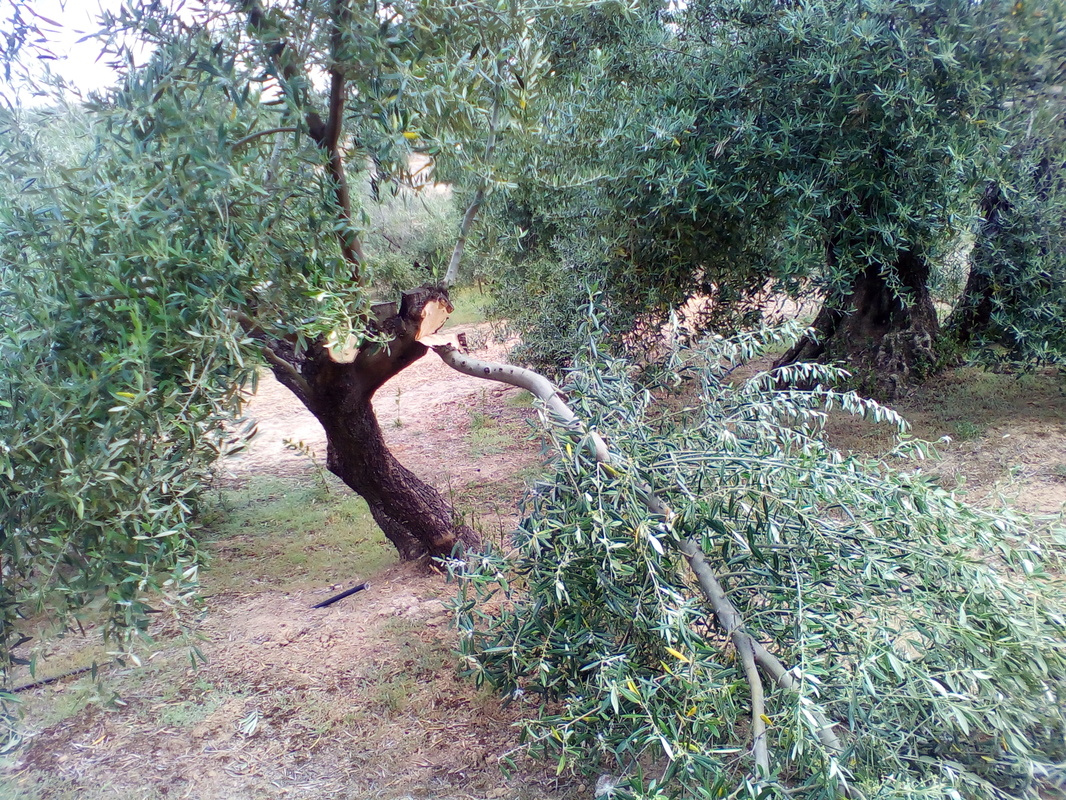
{"left": 452, "top": 314, "right": 1066, "bottom": 798}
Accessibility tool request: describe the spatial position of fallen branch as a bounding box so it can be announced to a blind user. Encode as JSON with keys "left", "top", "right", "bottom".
{"left": 432, "top": 343, "right": 848, "bottom": 793}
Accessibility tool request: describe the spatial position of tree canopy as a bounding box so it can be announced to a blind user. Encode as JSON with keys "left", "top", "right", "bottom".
{"left": 0, "top": 0, "right": 599, "bottom": 666}
{"left": 487, "top": 0, "right": 1066, "bottom": 386}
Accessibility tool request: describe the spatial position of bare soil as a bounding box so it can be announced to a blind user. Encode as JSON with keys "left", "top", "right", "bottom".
{"left": 4, "top": 337, "right": 1065, "bottom": 800}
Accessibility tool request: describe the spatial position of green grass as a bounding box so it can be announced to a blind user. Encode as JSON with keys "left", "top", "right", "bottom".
{"left": 200, "top": 474, "right": 392, "bottom": 593}
{"left": 465, "top": 412, "right": 512, "bottom": 458}
{"left": 505, "top": 390, "right": 533, "bottom": 408}
{"left": 445, "top": 286, "right": 490, "bottom": 326}
{"left": 952, "top": 419, "right": 985, "bottom": 441}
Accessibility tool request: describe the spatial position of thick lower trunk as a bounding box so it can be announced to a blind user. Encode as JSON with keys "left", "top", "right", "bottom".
{"left": 318, "top": 395, "right": 477, "bottom": 559}
{"left": 775, "top": 250, "right": 939, "bottom": 397}
{"left": 260, "top": 287, "right": 479, "bottom": 560}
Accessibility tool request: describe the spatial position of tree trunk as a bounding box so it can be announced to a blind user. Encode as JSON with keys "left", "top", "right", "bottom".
{"left": 943, "top": 182, "right": 1004, "bottom": 348}
{"left": 258, "top": 287, "right": 479, "bottom": 560}
{"left": 775, "top": 248, "right": 939, "bottom": 397}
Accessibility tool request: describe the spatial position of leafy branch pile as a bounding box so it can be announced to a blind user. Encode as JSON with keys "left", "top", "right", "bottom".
{"left": 452, "top": 317, "right": 1066, "bottom": 799}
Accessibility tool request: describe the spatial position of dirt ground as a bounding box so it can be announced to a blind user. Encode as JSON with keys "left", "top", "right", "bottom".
{"left": 823, "top": 365, "right": 1066, "bottom": 515}
{"left": 3, "top": 332, "right": 1065, "bottom": 800}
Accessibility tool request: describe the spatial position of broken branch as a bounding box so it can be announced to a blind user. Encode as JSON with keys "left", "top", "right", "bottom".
{"left": 433, "top": 345, "right": 848, "bottom": 792}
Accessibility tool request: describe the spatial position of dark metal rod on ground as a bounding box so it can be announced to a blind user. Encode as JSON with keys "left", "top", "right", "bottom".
{"left": 12, "top": 664, "right": 96, "bottom": 693}
{"left": 311, "top": 582, "right": 368, "bottom": 609}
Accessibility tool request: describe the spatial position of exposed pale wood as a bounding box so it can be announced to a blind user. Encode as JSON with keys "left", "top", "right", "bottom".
{"left": 416, "top": 298, "right": 452, "bottom": 342}
{"left": 325, "top": 332, "right": 360, "bottom": 364}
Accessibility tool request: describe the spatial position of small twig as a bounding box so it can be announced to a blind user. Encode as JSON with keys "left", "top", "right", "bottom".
{"left": 232, "top": 126, "right": 298, "bottom": 149}
{"left": 443, "top": 94, "right": 503, "bottom": 288}
{"left": 77, "top": 290, "right": 158, "bottom": 306}
{"left": 311, "top": 582, "right": 368, "bottom": 609}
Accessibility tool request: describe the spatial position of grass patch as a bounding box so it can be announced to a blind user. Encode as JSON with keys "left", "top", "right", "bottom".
{"left": 826, "top": 366, "right": 1066, "bottom": 454}
{"left": 466, "top": 420, "right": 511, "bottom": 458}
{"left": 200, "top": 474, "right": 391, "bottom": 593}
{"left": 506, "top": 390, "right": 534, "bottom": 408}
{"left": 444, "top": 286, "right": 490, "bottom": 326}
{"left": 952, "top": 419, "right": 984, "bottom": 441}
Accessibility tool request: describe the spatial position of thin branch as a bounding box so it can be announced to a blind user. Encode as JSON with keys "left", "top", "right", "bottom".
{"left": 242, "top": 0, "right": 363, "bottom": 278}
{"left": 307, "top": 1, "right": 364, "bottom": 277}
{"left": 739, "top": 633, "right": 769, "bottom": 777}
{"left": 77, "top": 290, "right": 158, "bottom": 306}
{"left": 443, "top": 94, "right": 503, "bottom": 288}
{"left": 231, "top": 311, "right": 313, "bottom": 403}
{"left": 260, "top": 344, "right": 311, "bottom": 402}
{"left": 232, "top": 126, "right": 298, "bottom": 149}
{"left": 679, "top": 523, "right": 846, "bottom": 761}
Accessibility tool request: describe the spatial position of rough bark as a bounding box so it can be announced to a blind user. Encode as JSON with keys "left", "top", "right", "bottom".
{"left": 258, "top": 288, "right": 479, "bottom": 560}
{"left": 943, "top": 182, "right": 1005, "bottom": 348}
{"left": 775, "top": 247, "right": 939, "bottom": 397}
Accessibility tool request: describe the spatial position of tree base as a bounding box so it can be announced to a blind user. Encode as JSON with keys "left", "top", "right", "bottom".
{"left": 775, "top": 254, "right": 939, "bottom": 398}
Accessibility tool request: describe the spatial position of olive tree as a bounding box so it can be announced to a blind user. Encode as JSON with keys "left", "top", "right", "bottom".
{"left": 486, "top": 0, "right": 1066, "bottom": 391}
{"left": 0, "top": 0, "right": 618, "bottom": 671}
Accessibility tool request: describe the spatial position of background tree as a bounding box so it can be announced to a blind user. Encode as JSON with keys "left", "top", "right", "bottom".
{"left": 486, "top": 0, "right": 1066, "bottom": 391}
{"left": 945, "top": 85, "right": 1066, "bottom": 363}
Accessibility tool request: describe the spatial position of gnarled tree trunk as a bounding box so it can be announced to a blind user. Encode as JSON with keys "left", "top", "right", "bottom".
{"left": 775, "top": 247, "right": 939, "bottom": 397}
{"left": 236, "top": 3, "right": 487, "bottom": 561}
{"left": 256, "top": 287, "right": 479, "bottom": 560}
{"left": 943, "top": 182, "right": 1005, "bottom": 349}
